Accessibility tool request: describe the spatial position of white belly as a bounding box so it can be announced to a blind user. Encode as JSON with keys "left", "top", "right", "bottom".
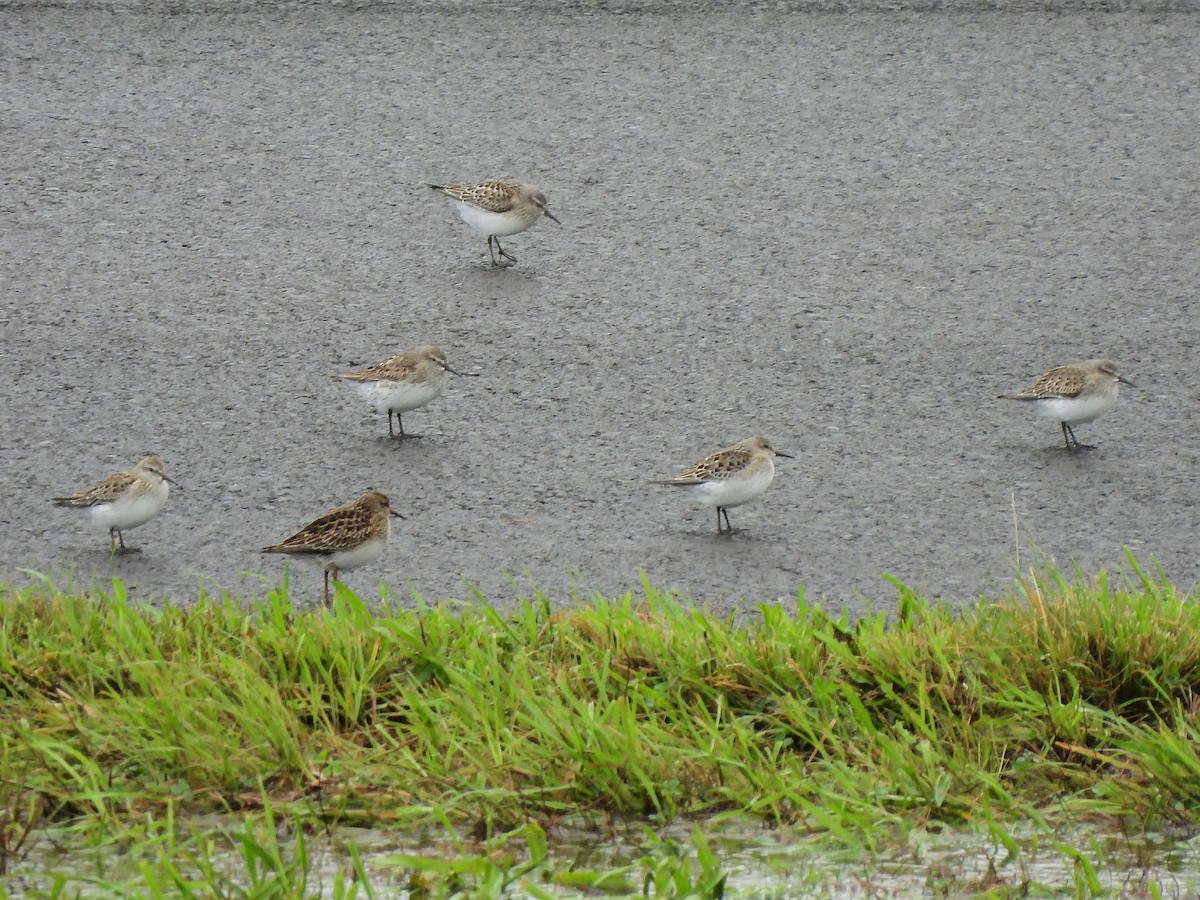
{"left": 89, "top": 483, "right": 169, "bottom": 531}
{"left": 682, "top": 467, "right": 775, "bottom": 509}
{"left": 326, "top": 535, "right": 388, "bottom": 573}
{"left": 1029, "top": 393, "right": 1116, "bottom": 425}
{"left": 353, "top": 376, "right": 445, "bottom": 415}
{"left": 454, "top": 201, "right": 534, "bottom": 237}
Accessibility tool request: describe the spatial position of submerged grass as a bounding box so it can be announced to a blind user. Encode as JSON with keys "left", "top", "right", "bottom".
{"left": 2, "top": 553, "right": 1200, "bottom": 894}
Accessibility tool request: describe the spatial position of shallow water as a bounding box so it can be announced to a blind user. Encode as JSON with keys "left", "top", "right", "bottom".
{"left": 3, "top": 1, "right": 1198, "bottom": 615}
{"left": 6, "top": 816, "right": 1200, "bottom": 897}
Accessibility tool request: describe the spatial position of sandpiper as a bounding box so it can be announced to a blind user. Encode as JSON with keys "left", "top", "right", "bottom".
{"left": 428, "top": 179, "right": 559, "bottom": 266}
{"left": 1001, "top": 358, "right": 1134, "bottom": 450}
{"left": 52, "top": 455, "right": 178, "bottom": 553}
{"left": 261, "top": 491, "right": 402, "bottom": 604}
{"left": 334, "top": 345, "right": 474, "bottom": 438}
{"left": 654, "top": 435, "right": 792, "bottom": 534}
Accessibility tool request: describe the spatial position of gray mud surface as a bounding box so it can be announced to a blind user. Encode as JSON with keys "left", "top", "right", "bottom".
{"left": 3, "top": 1, "right": 1198, "bottom": 614}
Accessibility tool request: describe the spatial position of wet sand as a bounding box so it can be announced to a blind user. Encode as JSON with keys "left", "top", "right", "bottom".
{"left": 3, "top": 1, "right": 1197, "bottom": 614}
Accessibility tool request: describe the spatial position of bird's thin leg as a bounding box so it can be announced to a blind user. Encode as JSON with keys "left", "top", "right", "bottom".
{"left": 393, "top": 412, "right": 417, "bottom": 441}
{"left": 494, "top": 236, "right": 517, "bottom": 263}
{"left": 112, "top": 527, "right": 138, "bottom": 554}
{"left": 324, "top": 569, "right": 331, "bottom": 606}
{"left": 1062, "top": 422, "right": 1095, "bottom": 452}
{"left": 486, "top": 236, "right": 499, "bottom": 267}
{"left": 717, "top": 507, "right": 734, "bottom": 534}
{"left": 389, "top": 413, "right": 421, "bottom": 443}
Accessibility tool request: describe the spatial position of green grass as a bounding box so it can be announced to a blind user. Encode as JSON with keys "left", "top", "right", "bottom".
{"left": 2, "top": 554, "right": 1200, "bottom": 895}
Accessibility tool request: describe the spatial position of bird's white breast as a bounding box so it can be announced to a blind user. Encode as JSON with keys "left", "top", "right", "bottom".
{"left": 1029, "top": 392, "right": 1116, "bottom": 425}
{"left": 353, "top": 375, "right": 446, "bottom": 414}
{"left": 326, "top": 535, "right": 388, "bottom": 572}
{"left": 89, "top": 481, "right": 169, "bottom": 531}
{"left": 454, "top": 201, "right": 536, "bottom": 237}
{"left": 680, "top": 464, "right": 776, "bottom": 509}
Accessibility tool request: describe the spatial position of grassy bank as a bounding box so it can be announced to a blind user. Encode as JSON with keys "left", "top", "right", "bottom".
{"left": 2, "top": 555, "right": 1200, "bottom": 895}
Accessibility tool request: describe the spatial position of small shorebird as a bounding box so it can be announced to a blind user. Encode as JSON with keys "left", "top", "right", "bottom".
{"left": 1000, "top": 358, "right": 1134, "bottom": 450}
{"left": 428, "top": 179, "right": 560, "bottom": 266}
{"left": 52, "top": 455, "right": 178, "bottom": 553}
{"left": 654, "top": 435, "right": 793, "bottom": 534}
{"left": 261, "top": 491, "right": 402, "bottom": 604}
{"left": 334, "top": 345, "right": 475, "bottom": 438}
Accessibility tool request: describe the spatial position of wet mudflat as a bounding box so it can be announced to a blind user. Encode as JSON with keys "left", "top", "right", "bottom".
{"left": 8, "top": 815, "right": 1200, "bottom": 897}
{"left": 2, "top": 0, "right": 1197, "bottom": 614}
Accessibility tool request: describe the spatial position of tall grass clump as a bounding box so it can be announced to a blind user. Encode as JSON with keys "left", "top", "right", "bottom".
{"left": 2, "top": 553, "right": 1200, "bottom": 851}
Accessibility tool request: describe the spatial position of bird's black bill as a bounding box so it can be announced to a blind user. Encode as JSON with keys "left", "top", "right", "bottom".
{"left": 1118, "top": 375, "right": 1136, "bottom": 387}
{"left": 544, "top": 211, "right": 561, "bottom": 225}
{"left": 775, "top": 451, "right": 796, "bottom": 459}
